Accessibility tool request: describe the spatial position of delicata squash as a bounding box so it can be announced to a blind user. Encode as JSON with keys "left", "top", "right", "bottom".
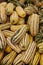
{"left": 11, "top": 25, "right": 28, "bottom": 44}
{"left": 40, "top": 54, "right": 43, "bottom": 65}
{"left": 3, "top": 30, "right": 14, "bottom": 37}
{"left": 7, "top": 37, "right": 21, "bottom": 53}
{"left": 0, "top": 6, "right": 7, "bottom": 23}
{"left": 0, "top": 22, "right": 11, "bottom": 30}
{"left": 1, "top": 51, "right": 17, "bottom": 65}
{"left": 32, "top": 51, "right": 40, "bottom": 65}
{"left": 0, "top": 30, "right": 6, "bottom": 50}
{"left": 22, "top": 41, "right": 36, "bottom": 64}
{"left": 37, "top": 42, "right": 43, "bottom": 53}
{"left": 19, "top": 33, "right": 33, "bottom": 51}
{"left": 13, "top": 52, "right": 24, "bottom": 65}
{"left": 19, "top": 33, "right": 30, "bottom": 50}
{"left": 27, "top": 13, "right": 39, "bottom": 36}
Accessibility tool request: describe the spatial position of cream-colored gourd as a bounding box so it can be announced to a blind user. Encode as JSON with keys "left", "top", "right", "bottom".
{"left": 0, "top": 2, "right": 7, "bottom": 8}
{"left": 16, "top": 6, "right": 26, "bottom": 17}
{"left": 10, "top": 11, "right": 19, "bottom": 24}
{"left": 6, "top": 3, "right": 14, "bottom": 15}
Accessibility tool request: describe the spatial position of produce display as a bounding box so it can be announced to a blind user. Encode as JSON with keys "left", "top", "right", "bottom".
{"left": 0, "top": 0, "right": 43, "bottom": 65}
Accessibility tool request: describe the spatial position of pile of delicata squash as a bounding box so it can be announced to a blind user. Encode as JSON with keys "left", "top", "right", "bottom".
{"left": 0, "top": 0, "right": 43, "bottom": 65}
